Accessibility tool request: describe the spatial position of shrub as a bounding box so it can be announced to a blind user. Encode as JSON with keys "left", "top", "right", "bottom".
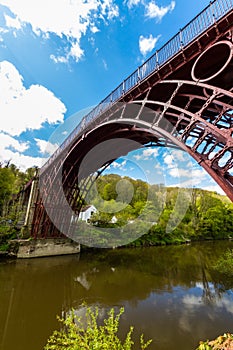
{"left": 0, "top": 242, "right": 9, "bottom": 252}
{"left": 44, "top": 306, "right": 152, "bottom": 350}
{"left": 196, "top": 333, "right": 233, "bottom": 349}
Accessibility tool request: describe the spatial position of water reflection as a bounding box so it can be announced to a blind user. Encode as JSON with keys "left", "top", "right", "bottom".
{"left": 0, "top": 242, "right": 233, "bottom": 350}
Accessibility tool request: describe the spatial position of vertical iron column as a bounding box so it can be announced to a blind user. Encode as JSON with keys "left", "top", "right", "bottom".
{"left": 21, "top": 174, "right": 39, "bottom": 238}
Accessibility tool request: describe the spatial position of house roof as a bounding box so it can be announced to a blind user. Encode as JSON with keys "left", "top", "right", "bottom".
{"left": 80, "top": 205, "right": 96, "bottom": 212}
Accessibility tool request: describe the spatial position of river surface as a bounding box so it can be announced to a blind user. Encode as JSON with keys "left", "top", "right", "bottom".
{"left": 1, "top": 241, "right": 233, "bottom": 350}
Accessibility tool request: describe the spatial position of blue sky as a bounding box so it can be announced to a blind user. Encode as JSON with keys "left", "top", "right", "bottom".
{"left": 0, "top": 0, "right": 225, "bottom": 195}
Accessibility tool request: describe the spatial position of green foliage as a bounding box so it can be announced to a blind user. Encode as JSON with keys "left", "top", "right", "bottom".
{"left": 0, "top": 163, "right": 37, "bottom": 215}
{"left": 0, "top": 242, "right": 10, "bottom": 252}
{"left": 213, "top": 249, "right": 233, "bottom": 276}
{"left": 0, "top": 167, "right": 15, "bottom": 215}
{"left": 0, "top": 226, "right": 17, "bottom": 252}
{"left": 44, "top": 306, "right": 152, "bottom": 350}
{"left": 1, "top": 165, "right": 233, "bottom": 248}
{"left": 0, "top": 163, "right": 38, "bottom": 250}
{"left": 86, "top": 174, "right": 233, "bottom": 246}
{"left": 196, "top": 333, "right": 233, "bottom": 349}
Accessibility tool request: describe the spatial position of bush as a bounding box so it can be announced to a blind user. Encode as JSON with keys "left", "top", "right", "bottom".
{"left": 196, "top": 333, "right": 233, "bottom": 349}
{"left": 44, "top": 306, "right": 152, "bottom": 350}
{"left": 0, "top": 242, "right": 9, "bottom": 252}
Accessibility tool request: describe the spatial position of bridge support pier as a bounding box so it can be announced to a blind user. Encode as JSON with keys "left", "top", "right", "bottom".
{"left": 20, "top": 175, "right": 39, "bottom": 238}
{"left": 15, "top": 238, "right": 80, "bottom": 259}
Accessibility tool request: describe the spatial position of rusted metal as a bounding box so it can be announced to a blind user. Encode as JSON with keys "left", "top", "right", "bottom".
{"left": 29, "top": 0, "right": 233, "bottom": 238}
{"left": 40, "top": 0, "right": 233, "bottom": 174}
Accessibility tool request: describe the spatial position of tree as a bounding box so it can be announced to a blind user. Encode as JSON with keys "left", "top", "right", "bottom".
{"left": 102, "top": 183, "right": 117, "bottom": 201}
{"left": 0, "top": 166, "right": 15, "bottom": 215}
{"left": 198, "top": 196, "right": 230, "bottom": 239}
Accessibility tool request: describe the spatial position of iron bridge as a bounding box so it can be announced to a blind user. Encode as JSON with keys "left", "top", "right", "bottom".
{"left": 24, "top": 0, "right": 233, "bottom": 238}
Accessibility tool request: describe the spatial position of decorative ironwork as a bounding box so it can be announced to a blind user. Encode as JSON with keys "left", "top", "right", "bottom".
{"left": 41, "top": 0, "right": 233, "bottom": 174}
{"left": 28, "top": 0, "right": 233, "bottom": 238}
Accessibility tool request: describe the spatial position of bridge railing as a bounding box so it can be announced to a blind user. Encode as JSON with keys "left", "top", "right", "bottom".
{"left": 40, "top": 0, "right": 233, "bottom": 174}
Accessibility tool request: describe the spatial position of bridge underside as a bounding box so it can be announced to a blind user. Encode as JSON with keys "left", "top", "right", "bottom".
{"left": 30, "top": 8, "right": 233, "bottom": 238}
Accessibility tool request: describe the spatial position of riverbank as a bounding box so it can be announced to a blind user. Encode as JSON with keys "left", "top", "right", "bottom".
{"left": 1, "top": 234, "right": 233, "bottom": 259}
{"left": 0, "top": 238, "right": 80, "bottom": 259}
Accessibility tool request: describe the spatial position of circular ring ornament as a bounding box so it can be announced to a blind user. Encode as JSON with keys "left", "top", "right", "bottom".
{"left": 191, "top": 40, "right": 233, "bottom": 82}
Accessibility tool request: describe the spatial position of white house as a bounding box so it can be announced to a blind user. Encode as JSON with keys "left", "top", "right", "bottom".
{"left": 110, "top": 215, "right": 118, "bottom": 224}
{"left": 78, "top": 205, "right": 97, "bottom": 222}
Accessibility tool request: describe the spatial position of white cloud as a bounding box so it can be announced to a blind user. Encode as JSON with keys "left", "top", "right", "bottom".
{"left": 192, "top": 169, "right": 208, "bottom": 179}
{"left": 126, "top": 0, "right": 175, "bottom": 21}
{"left": 139, "top": 34, "right": 160, "bottom": 56}
{"left": 50, "top": 54, "right": 69, "bottom": 64}
{"left": 0, "top": 60, "right": 66, "bottom": 169}
{"left": 0, "top": 61, "right": 66, "bottom": 136}
{"left": 126, "top": 0, "right": 141, "bottom": 8}
{"left": 134, "top": 147, "right": 159, "bottom": 160}
{"left": 182, "top": 289, "right": 233, "bottom": 315}
{"left": 170, "top": 174, "right": 209, "bottom": 189}
{"left": 51, "top": 42, "right": 84, "bottom": 64}
{"left": 103, "top": 59, "right": 108, "bottom": 70}
{"left": 201, "top": 185, "right": 225, "bottom": 196}
{"left": 111, "top": 159, "right": 127, "bottom": 170}
{"left": 168, "top": 178, "right": 199, "bottom": 188}
{"left": 166, "top": 162, "right": 215, "bottom": 189}
{"left": 170, "top": 149, "right": 186, "bottom": 162}
{"left": 0, "top": 27, "right": 8, "bottom": 34}
{"left": 112, "top": 161, "right": 121, "bottom": 169}
{"left": 91, "top": 25, "right": 99, "bottom": 33}
{"left": 143, "top": 148, "right": 159, "bottom": 158}
{"left": 169, "top": 168, "right": 206, "bottom": 179}
{"left": 163, "top": 154, "right": 174, "bottom": 167}
{"left": 134, "top": 154, "right": 142, "bottom": 160}
{"left": 145, "top": 1, "right": 175, "bottom": 21}
{"left": 154, "top": 163, "right": 161, "bottom": 169}
{"left": 0, "top": 133, "right": 29, "bottom": 153}
{"left": 3, "top": 152, "right": 44, "bottom": 171}
{"left": 0, "top": 132, "right": 45, "bottom": 170}
{"left": 4, "top": 14, "right": 22, "bottom": 29}
{"left": 35, "top": 138, "right": 59, "bottom": 156}
{"left": 103, "top": 0, "right": 119, "bottom": 19}
{"left": 70, "top": 42, "right": 84, "bottom": 62}
{"left": 0, "top": 0, "right": 119, "bottom": 62}
{"left": 168, "top": 167, "right": 179, "bottom": 177}
{"left": 182, "top": 294, "right": 202, "bottom": 307}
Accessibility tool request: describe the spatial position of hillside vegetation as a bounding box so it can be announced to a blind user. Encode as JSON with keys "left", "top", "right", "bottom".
{"left": 87, "top": 174, "right": 233, "bottom": 246}
{"left": 0, "top": 164, "right": 232, "bottom": 248}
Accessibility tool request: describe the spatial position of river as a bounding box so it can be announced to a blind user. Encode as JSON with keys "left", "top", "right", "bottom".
{"left": 0, "top": 241, "right": 233, "bottom": 350}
